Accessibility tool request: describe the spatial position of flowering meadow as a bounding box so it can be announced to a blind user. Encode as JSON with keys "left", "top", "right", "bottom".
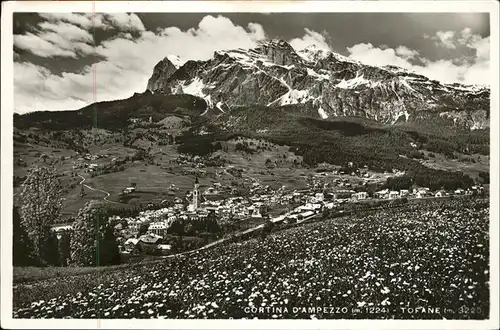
{"left": 14, "top": 197, "right": 489, "bottom": 319}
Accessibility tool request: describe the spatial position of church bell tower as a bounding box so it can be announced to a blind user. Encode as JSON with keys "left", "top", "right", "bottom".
{"left": 193, "top": 177, "right": 199, "bottom": 210}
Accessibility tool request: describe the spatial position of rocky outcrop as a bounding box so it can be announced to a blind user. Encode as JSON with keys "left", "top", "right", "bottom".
{"left": 146, "top": 39, "right": 490, "bottom": 130}
{"left": 146, "top": 56, "right": 182, "bottom": 92}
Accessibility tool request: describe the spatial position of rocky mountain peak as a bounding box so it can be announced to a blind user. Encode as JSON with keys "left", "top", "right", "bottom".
{"left": 145, "top": 41, "right": 490, "bottom": 130}
{"left": 253, "top": 39, "right": 303, "bottom": 66}
{"left": 146, "top": 55, "right": 183, "bottom": 92}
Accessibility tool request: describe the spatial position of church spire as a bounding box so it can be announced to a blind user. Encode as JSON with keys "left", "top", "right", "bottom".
{"left": 193, "top": 177, "right": 199, "bottom": 210}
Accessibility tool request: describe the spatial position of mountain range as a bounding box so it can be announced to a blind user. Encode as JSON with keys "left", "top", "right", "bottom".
{"left": 146, "top": 39, "right": 490, "bottom": 130}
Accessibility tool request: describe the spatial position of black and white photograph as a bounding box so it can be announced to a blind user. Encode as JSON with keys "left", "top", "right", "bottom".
{"left": 1, "top": 1, "right": 499, "bottom": 329}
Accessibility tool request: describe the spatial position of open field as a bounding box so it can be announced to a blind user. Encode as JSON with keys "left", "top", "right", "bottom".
{"left": 420, "top": 150, "right": 489, "bottom": 181}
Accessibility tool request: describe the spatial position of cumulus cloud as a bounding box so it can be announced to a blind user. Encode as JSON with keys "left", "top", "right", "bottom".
{"left": 435, "top": 31, "right": 456, "bottom": 49}
{"left": 104, "top": 13, "right": 145, "bottom": 32}
{"left": 14, "top": 20, "right": 94, "bottom": 58}
{"left": 289, "top": 28, "right": 331, "bottom": 51}
{"left": 472, "top": 36, "right": 490, "bottom": 61}
{"left": 347, "top": 32, "right": 490, "bottom": 86}
{"left": 39, "top": 12, "right": 145, "bottom": 31}
{"left": 15, "top": 13, "right": 148, "bottom": 59}
{"left": 395, "top": 46, "right": 419, "bottom": 59}
{"left": 424, "top": 28, "right": 488, "bottom": 53}
{"left": 14, "top": 14, "right": 267, "bottom": 113}
{"left": 346, "top": 43, "right": 415, "bottom": 70}
{"left": 38, "top": 21, "right": 93, "bottom": 42}
{"left": 458, "top": 27, "right": 483, "bottom": 48}
{"left": 14, "top": 62, "right": 89, "bottom": 111}
{"left": 14, "top": 33, "right": 82, "bottom": 58}
{"left": 424, "top": 30, "right": 457, "bottom": 49}
{"left": 39, "top": 12, "right": 109, "bottom": 29}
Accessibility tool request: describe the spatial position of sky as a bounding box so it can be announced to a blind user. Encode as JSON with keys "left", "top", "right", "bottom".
{"left": 13, "top": 12, "right": 491, "bottom": 114}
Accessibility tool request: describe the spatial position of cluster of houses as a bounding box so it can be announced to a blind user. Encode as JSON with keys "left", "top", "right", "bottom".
{"left": 121, "top": 233, "right": 171, "bottom": 256}
{"left": 371, "top": 186, "right": 485, "bottom": 199}
{"left": 71, "top": 153, "right": 117, "bottom": 174}
{"left": 50, "top": 170, "right": 487, "bottom": 261}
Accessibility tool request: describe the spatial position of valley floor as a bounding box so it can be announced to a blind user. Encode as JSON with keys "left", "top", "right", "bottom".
{"left": 13, "top": 197, "right": 489, "bottom": 320}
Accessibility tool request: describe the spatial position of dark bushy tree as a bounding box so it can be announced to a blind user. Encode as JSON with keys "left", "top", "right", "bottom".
{"left": 58, "top": 231, "right": 71, "bottom": 267}
{"left": 205, "top": 210, "right": 221, "bottom": 233}
{"left": 12, "top": 207, "right": 37, "bottom": 266}
{"left": 261, "top": 219, "right": 275, "bottom": 238}
{"left": 137, "top": 223, "right": 150, "bottom": 238}
{"left": 41, "top": 230, "right": 60, "bottom": 266}
{"left": 70, "top": 201, "right": 120, "bottom": 266}
{"left": 479, "top": 171, "right": 490, "bottom": 184}
{"left": 100, "top": 226, "right": 121, "bottom": 266}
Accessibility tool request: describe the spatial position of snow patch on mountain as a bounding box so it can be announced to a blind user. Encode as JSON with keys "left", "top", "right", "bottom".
{"left": 279, "top": 89, "right": 316, "bottom": 106}
{"left": 318, "top": 107, "right": 329, "bottom": 119}
{"left": 297, "top": 44, "right": 358, "bottom": 65}
{"left": 400, "top": 78, "right": 416, "bottom": 93}
{"left": 179, "top": 77, "right": 214, "bottom": 110}
{"left": 166, "top": 54, "right": 185, "bottom": 69}
{"left": 336, "top": 74, "right": 380, "bottom": 89}
{"left": 219, "top": 48, "right": 297, "bottom": 71}
{"left": 181, "top": 77, "right": 206, "bottom": 98}
{"left": 297, "top": 44, "right": 330, "bottom": 63}
{"left": 307, "top": 68, "right": 329, "bottom": 80}
{"left": 444, "top": 83, "right": 488, "bottom": 93}
{"left": 216, "top": 101, "right": 225, "bottom": 113}
{"left": 392, "top": 110, "right": 410, "bottom": 124}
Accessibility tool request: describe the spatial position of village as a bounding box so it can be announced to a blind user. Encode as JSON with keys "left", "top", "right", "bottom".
{"left": 52, "top": 163, "right": 486, "bottom": 262}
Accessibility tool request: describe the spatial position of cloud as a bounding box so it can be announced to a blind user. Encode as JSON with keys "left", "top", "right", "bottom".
{"left": 425, "top": 28, "right": 488, "bottom": 53}
{"left": 424, "top": 31, "right": 457, "bottom": 49}
{"left": 289, "top": 28, "right": 331, "bottom": 51}
{"left": 347, "top": 37, "right": 489, "bottom": 85}
{"left": 435, "top": 31, "right": 456, "bottom": 49}
{"left": 472, "top": 36, "right": 490, "bottom": 61}
{"left": 346, "top": 43, "right": 415, "bottom": 70}
{"left": 38, "top": 12, "right": 145, "bottom": 32}
{"left": 395, "top": 46, "right": 419, "bottom": 59}
{"left": 38, "top": 13, "right": 105, "bottom": 29}
{"left": 104, "top": 13, "right": 145, "bottom": 32}
{"left": 14, "top": 33, "right": 82, "bottom": 58}
{"left": 457, "top": 27, "right": 483, "bottom": 48}
{"left": 39, "top": 13, "right": 109, "bottom": 29}
{"left": 14, "top": 19, "right": 95, "bottom": 58}
{"left": 38, "top": 21, "right": 93, "bottom": 42}
{"left": 14, "top": 62, "right": 89, "bottom": 112}
{"left": 14, "top": 15, "right": 268, "bottom": 113}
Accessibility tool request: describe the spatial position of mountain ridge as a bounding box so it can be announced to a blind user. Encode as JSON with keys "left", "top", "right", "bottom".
{"left": 146, "top": 39, "right": 489, "bottom": 130}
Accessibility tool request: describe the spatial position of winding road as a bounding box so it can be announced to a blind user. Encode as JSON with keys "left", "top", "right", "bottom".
{"left": 77, "top": 174, "right": 120, "bottom": 204}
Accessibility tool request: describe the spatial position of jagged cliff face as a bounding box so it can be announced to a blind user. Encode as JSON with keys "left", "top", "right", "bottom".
{"left": 146, "top": 40, "right": 490, "bottom": 130}
{"left": 146, "top": 55, "right": 183, "bottom": 92}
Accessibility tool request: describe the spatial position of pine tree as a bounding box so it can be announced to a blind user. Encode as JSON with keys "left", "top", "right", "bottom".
{"left": 19, "top": 166, "right": 63, "bottom": 263}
